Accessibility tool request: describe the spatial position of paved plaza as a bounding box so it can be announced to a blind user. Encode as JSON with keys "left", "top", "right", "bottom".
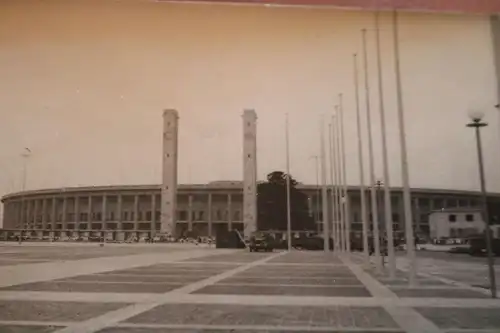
{"left": 0, "top": 244, "right": 499, "bottom": 332}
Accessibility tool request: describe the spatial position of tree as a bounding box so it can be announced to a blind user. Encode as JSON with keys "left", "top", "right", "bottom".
{"left": 257, "top": 171, "right": 315, "bottom": 231}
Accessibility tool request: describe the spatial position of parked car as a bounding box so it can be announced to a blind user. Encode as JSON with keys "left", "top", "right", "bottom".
{"left": 248, "top": 233, "right": 274, "bottom": 252}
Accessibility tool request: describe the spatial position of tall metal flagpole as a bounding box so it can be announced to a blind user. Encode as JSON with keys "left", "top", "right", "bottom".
{"left": 353, "top": 54, "right": 370, "bottom": 264}
{"left": 328, "top": 123, "right": 338, "bottom": 251}
{"left": 332, "top": 117, "right": 340, "bottom": 252}
{"left": 338, "top": 93, "right": 350, "bottom": 252}
{"left": 332, "top": 113, "right": 342, "bottom": 252}
{"left": 374, "top": 9, "right": 396, "bottom": 278}
{"left": 286, "top": 113, "right": 292, "bottom": 251}
{"left": 320, "top": 117, "right": 330, "bottom": 252}
{"left": 334, "top": 106, "right": 345, "bottom": 252}
{"left": 362, "top": 28, "right": 382, "bottom": 272}
{"left": 392, "top": 9, "right": 417, "bottom": 286}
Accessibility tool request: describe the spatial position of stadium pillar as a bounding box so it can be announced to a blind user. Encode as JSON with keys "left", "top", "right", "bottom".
{"left": 161, "top": 109, "right": 179, "bottom": 237}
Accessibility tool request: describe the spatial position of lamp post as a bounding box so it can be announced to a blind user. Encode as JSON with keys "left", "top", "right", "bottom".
{"left": 466, "top": 111, "right": 497, "bottom": 299}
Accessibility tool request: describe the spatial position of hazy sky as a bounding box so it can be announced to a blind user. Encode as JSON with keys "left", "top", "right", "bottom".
{"left": 1, "top": 0, "right": 499, "bottom": 200}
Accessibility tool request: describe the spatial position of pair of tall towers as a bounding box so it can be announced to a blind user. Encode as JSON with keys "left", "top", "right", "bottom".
{"left": 161, "top": 109, "right": 258, "bottom": 238}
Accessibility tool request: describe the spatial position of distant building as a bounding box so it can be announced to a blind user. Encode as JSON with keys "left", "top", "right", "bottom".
{"left": 429, "top": 209, "right": 485, "bottom": 239}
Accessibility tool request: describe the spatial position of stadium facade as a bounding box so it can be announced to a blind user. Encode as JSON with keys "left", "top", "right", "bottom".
{"left": 1, "top": 183, "right": 500, "bottom": 241}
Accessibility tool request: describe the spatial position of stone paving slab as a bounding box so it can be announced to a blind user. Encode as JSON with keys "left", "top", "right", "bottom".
{"left": 248, "top": 266, "right": 351, "bottom": 273}
{"left": 59, "top": 274, "right": 203, "bottom": 283}
{"left": 193, "top": 284, "right": 372, "bottom": 297}
{"left": 383, "top": 279, "right": 449, "bottom": 287}
{"left": 415, "top": 307, "right": 500, "bottom": 329}
{"left": 238, "top": 271, "right": 356, "bottom": 278}
{"left": 124, "top": 304, "right": 398, "bottom": 328}
{"left": 218, "top": 277, "right": 363, "bottom": 286}
{"left": 0, "top": 325, "right": 64, "bottom": 333}
{"left": 268, "top": 252, "right": 341, "bottom": 264}
{"left": 125, "top": 268, "right": 232, "bottom": 275}
{"left": 182, "top": 253, "right": 272, "bottom": 263}
{"left": 1, "top": 281, "right": 183, "bottom": 293}
{"left": 99, "top": 269, "right": 218, "bottom": 277}
{"left": 391, "top": 288, "right": 490, "bottom": 299}
{"left": 0, "top": 300, "right": 127, "bottom": 322}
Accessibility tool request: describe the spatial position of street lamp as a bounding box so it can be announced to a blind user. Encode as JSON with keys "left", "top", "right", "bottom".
{"left": 466, "top": 111, "right": 497, "bottom": 299}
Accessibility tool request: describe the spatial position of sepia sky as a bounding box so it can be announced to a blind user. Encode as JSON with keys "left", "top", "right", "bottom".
{"left": 1, "top": 0, "right": 500, "bottom": 205}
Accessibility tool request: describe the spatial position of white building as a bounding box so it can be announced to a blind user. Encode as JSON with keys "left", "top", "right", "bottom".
{"left": 429, "top": 209, "right": 485, "bottom": 239}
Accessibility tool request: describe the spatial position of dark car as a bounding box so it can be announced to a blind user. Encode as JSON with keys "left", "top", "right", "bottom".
{"left": 469, "top": 236, "right": 500, "bottom": 256}
{"left": 249, "top": 233, "right": 274, "bottom": 252}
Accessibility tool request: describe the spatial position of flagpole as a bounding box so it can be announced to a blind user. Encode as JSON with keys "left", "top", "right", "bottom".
{"left": 338, "top": 93, "right": 350, "bottom": 252}
{"left": 320, "top": 117, "right": 330, "bottom": 251}
{"left": 286, "top": 113, "right": 292, "bottom": 251}
{"left": 392, "top": 9, "right": 417, "bottom": 286}
{"left": 332, "top": 113, "right": 342, "bottom": 252}
{"left": 334, "top": 106, "right": 344, "bottom": 252}
{"left": 328, "top": 122, "right": 338, "bottom": 252}
{"left": 375, "top": 8, "right": 396, "bottom": 279}
{"left": 353, "top": 53, "right": 370, "bottom": 264}
{"left": 362, "top": 28, "right": 382, "bottom": 272}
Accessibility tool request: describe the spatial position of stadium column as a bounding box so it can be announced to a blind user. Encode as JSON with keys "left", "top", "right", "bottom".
{"left": 134, "top": 195, "right": 139, "bottom": 231}
{"left": 102, "top": 195, "right": 107, "bottom": 226}
{"left": 188, "top": 194, "right": 193, "bottom": 232}
{"left": 161, "top": 109, "right": 179, "bottom": 237}
{"left": 207, "top": 193, "right": 213, "bottom": 237}
{"left": 243, "top": 109, "right": 258, "bottom": 238}
{"left": 41, "top": 198, "right": 47, "bottom": 229}
{"left": 227, "top": 193, "right": 233, "bottom": 231}
{"left": 117, "top": 195, "right": 123, "bottom": 241}
{"left": 51, "top": 197, "right": 56, "bottom": 231}
{"left": 151, "top": 193, "right": 156, "bottom": 236}
{"left": 34, "top": 200, "right": 38, "bottom": 229}
{"left": 62, "top": 197, "right": 67, "bottom": 230}
{"left": 74, "top": 196, "right": 79, "bottom": 227}
{"left": 491, "top": 15, "right": 500, "bottom": 107}
{"left": 17, "top": 201, "right": 22, "bottom": 228}
{"left": 88, "top": 196, "right": 92, "bottom": 226}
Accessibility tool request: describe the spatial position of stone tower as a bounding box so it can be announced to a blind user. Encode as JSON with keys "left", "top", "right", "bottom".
{"left": 161, "top": 109, "right": 179, "bottom": 236}
{"left": 242, "top": 109, "right": 258, "bottom": 238}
